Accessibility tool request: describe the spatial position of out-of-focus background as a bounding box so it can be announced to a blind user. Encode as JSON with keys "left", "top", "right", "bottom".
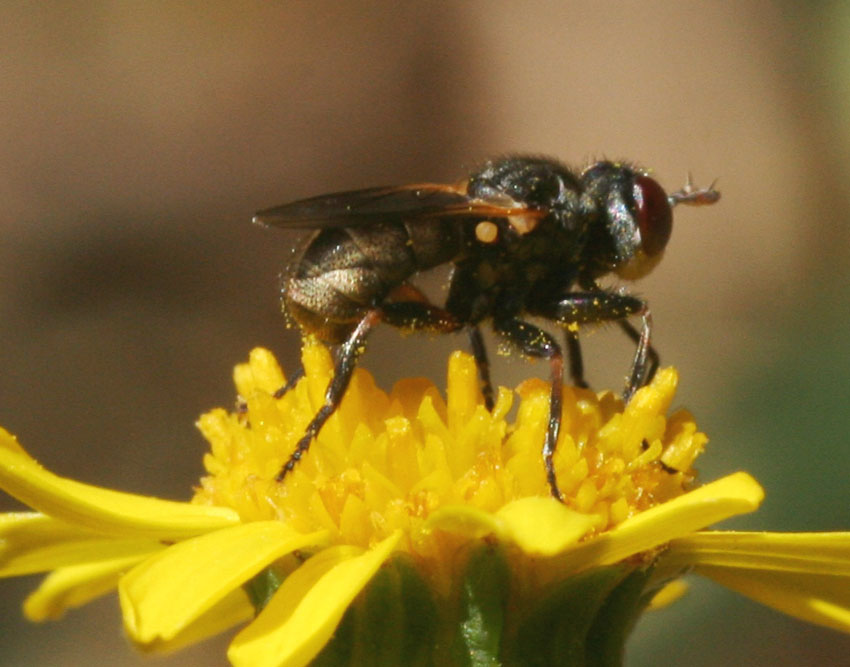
{"left": 2, "top": 3, "right": 850, "bottom": 665}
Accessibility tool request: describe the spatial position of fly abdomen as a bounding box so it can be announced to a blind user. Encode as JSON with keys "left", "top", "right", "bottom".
{"left": 284, "top": 219, "right": 462, "bottom": 343}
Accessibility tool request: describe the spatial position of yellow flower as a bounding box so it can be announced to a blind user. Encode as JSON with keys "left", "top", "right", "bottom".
{"left": 1, "top": 342, "right": 849, "bottom": 666}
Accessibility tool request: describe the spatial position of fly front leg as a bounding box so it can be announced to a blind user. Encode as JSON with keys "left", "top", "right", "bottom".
{"left": 529, "top": 291, "right": 651, "bottom": 402}
{"left": 618, "top": 319, "right": 659, "bottom": 386}
{"left": 622, "top": 307, "right": 652, "bottom": 402}
{"left": 276, "top": 309, "right": 382, "bottom": 482}
{"left": 492, "top": 318, "right": 565, "bottom": 501}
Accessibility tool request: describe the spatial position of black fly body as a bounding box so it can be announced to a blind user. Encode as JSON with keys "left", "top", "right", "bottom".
{"left": 254, "top": 156, "right": 719, "bottom": 500}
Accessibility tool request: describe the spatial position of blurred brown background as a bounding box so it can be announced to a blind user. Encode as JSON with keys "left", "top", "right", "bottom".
{"left": 2, "top": 2, "right": 850, "bottom": 665}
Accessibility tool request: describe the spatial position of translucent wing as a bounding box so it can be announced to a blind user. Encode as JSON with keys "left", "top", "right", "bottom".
{"left": 253, "top": 182, "right": 545, "bottom": 231}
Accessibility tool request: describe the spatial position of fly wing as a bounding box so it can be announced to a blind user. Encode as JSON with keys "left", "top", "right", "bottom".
{"left": 253, "top": 182, "right": 544, "bottom": 231}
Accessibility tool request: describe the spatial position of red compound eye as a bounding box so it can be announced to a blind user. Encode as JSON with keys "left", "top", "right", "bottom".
{"left": 633, "top": 175, "right": 672, "bottom": 256}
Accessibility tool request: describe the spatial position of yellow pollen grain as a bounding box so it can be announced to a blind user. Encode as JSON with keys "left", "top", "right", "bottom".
{"left": 475, "top": 221, "right": 499, "bottom": 243}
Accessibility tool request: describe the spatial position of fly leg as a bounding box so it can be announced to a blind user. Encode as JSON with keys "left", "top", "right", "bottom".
{"left": 529, "top": 291, "right": 650, "bottom": 402}
{"left": 385, "top": 281, "right": 492, "bottom": 408}
{"left": 277, "top": 298, "right": 464, "bottom": 483}
{"left": 445, "top": 261, "right": 497, "bottom": 410}
{"left": 380, "top": 301, "right": 463, "bottom": 334}
{"left": 384, "top": 301, "right": 496, "bottom": 412}
{"left": 564, "top": 326, "right": 589, "bottom": 389}
{"left": 276, "top": 309, "right": 381, "bottom": 482}
{"left": 271, "top": 367, "right": 305, "bottom": 400}
{"left": 618, "top": 320, "right": 659, "bottom": 386}
{"left": 468, "top": 326, "right": 494, "bottom": 411}
{"left": 622, "top": 308, "right": 652, "bottom": 402}
{"left": 381, "top": 298, "right": 500, "bottom": 401}
{"left": 238, "top": 366, "right": 303, "bottom": 415}
{"left": 492, "top": 318, "right": 564, "bottom": 500}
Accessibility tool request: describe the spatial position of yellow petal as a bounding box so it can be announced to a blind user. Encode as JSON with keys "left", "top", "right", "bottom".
{"left": 553, "top": 472, "right": 763, "bottom": 571}
{"left": 664, "top": 531, "right": 850, "bottom": 574}
{"left": 646, "top": 579, "right": 689, "bottom": 610}
{"left": 662, "top": 531, "right": 850, "bottom": 633}
{"left": 120, "top": 521, "right": 328, "bottom": 644}
{"left": 0, "top": 426, "right": 26, "bottom": 454}
{"left": 496, "top": 497, "right": 598, "bottom": 556}
{"left": 1, "top": 512, "right": 162, "bottom": 577}
{"left": 425, "top": 505, "right": 502, "bottom": 539}
{"left": 24, "top": 554, "right": 152, "bottom": 621}
{"left": 697, "top": 565, "right": 850, "bottom": 634}
{"left": 228, "top": 531, "right": 401, "bottom": 667}
{"left": 0, "top": 432, "right": 239, "bottom": 539}
{"left": 137, "top": 588, "right": 255, "bottom": 655}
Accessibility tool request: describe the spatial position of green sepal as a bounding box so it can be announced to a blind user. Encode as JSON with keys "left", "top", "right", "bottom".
{"left": 243, "top": 548, "right": 659, "bottom": 666}
{"left": 452, "top": 543, "right": 511, "bottom": 667}
{"left": 585, "top": 566, "right": 655, "bottom": 667}
{"left": 243, "top": 564, "right": 287, "bottom": 613}
{"left": 507, "top": 563, "right": 652, "bottom": 667}
{"left": 311, "top": 552, "right": 439, "bottom": 667}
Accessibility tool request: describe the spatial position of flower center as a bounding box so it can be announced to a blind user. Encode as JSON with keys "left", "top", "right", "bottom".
{"left": 192, "top": 344, "right": 706, "bottom": 561}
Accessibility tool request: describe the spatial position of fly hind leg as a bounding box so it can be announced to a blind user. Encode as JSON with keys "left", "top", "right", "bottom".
{"left": 276, "top": 309, "right": 382, "bottom": 482}
{"left": 278, "top": 297, "right": 465, "bottom": 483}
{"left": 272, "top": 366, "right": 305, "bottom": 400}
{"left": 238, "top": 365, "right": 303, "bottom": 416}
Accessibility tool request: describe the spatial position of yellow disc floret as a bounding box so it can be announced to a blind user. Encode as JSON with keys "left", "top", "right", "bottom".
{"left": 193, "top": 341, "right": 706, "bottom": 566}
